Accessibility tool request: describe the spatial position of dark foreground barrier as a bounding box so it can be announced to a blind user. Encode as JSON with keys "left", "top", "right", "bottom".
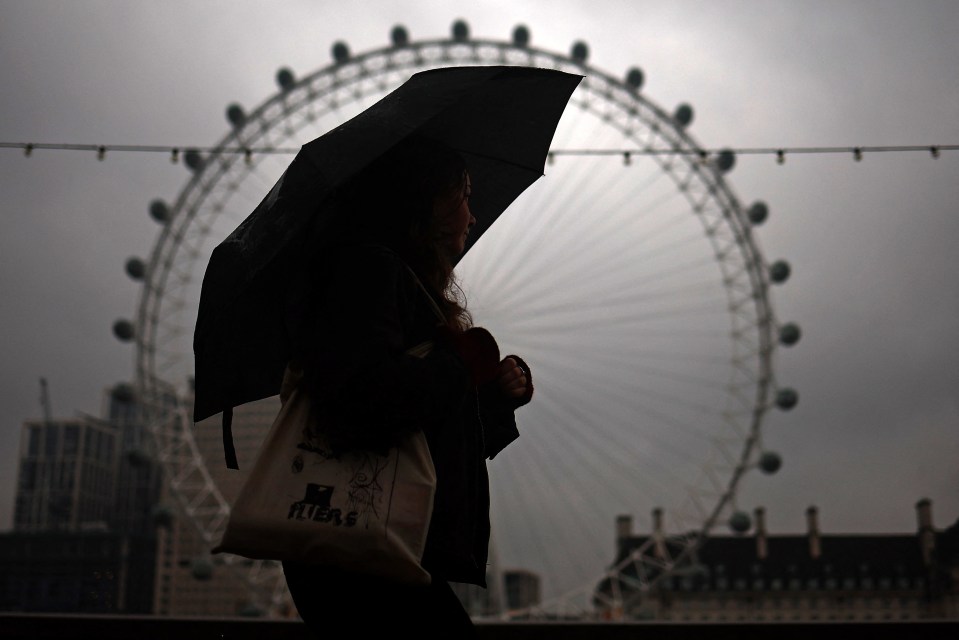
{"left": 1, "top": 614, "right": 957, "bottom": 639}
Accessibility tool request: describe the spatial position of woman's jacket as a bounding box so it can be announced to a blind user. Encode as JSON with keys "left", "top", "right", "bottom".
{"left": 293, "top": 243, "right": 529, "bottom": 587}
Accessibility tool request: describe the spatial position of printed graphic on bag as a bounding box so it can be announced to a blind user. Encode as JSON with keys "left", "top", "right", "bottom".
{"left": 288, "top": 483, "right": 359, "bottom": 526}
{"left": 287, "top": 449, "right": 399, "bottom": 529}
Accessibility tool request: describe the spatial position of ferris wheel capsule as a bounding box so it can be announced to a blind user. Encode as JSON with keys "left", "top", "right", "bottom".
{"left": 124, "top": 257, "right": 146, "bottom": 281}
{"left": 112, "top": 319, "right": 135, "bottom": 342}
{"left": 512, "top": 25, "right": 530, "bottom": 48}
{"left": 770, "top": 260, "right": 792, "bottom": 283}
{"left": 191, "top": 556, "right": 214, "bottom": 581}
{"left": 390, "top": 25, "right": 409, "bottom": 47}
{"left": 152, "top": 504, "right": 175, "bottom": 529}
{"left": 571, "top": 40, "right": 589, "bottom": 63}
{"left": 715, "top": 149, "right": 736, "bottom": 173}
{"left": 729, "top": 511, "right": 752, "bottom": 533}
{"left": 674, "top": 103, "right": 694, "bottom": 127}
{"left": 779, "top": 322, "right": 802, "bottom": 346}
{"left": 275, "top": 67, "right": 295, "bottom": 92}
{"left": 331, "top": 41, "right": 350, "bottom": 63}
{"left": 748, "top": 201, "right": 769, "bottom": 225}
{"left": 776, "top": 388, "right": 799, "bottom": 410}
{"left": 226, "top": 103, "right": 247, "bottom": 128}
{"left": 626, "top": 67, "right": 644, "bottom": 91}
{"left": 759, "top": 451, "right": 783, "bottom": 474}
{"left": 148, "top": 199, "right": 170, "bottom": 224}
{"left": 183, "top": 149, "right": 205, "bottom": 172}
{"left": 451, "top": 19, "right": 470, "bottom": 41}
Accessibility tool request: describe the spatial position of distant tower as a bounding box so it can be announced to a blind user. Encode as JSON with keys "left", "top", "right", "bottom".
{"left": 108, "top": 383, "right": 164, "bottom": 534}
{"left": 14, "top": 382, "right": 120, "bottom": 531}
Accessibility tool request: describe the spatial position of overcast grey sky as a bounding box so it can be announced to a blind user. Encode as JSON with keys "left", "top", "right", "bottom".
{"left": 2, "top": 0, "right": 958, "bottom": 601}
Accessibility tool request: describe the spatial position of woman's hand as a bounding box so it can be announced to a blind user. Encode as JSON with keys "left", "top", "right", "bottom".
{"left": 436, "top": 325, "right": 501, "bottom": 385}
{"left": 496, "top": 357, "right": 529, "bottom": 399}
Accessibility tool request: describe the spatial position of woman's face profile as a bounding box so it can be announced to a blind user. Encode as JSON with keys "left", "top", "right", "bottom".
{"left": 435, "top": 173, "right": 475, "bottom": 258}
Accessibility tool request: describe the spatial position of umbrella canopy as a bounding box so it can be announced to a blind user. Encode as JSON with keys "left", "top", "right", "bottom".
{"left": 193, "top": 65, "right": 582, "bottom": 425}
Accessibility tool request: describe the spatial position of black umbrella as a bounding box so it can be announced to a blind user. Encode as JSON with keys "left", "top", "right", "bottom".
{"left": 193, "top": 66, "right": 582, "bottom": 449}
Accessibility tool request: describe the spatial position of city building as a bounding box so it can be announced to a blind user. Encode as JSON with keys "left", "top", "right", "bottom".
{"left": 2, "top": 383, "right": 160, "bottom": 613}
{"left": 13, "top": 416, "right": 118, "bottom": 532}
{"left": 503, "top": 569, "right": 542, "bottom": 613}
{"left": 595, "top": 500, "right": 958, "bottom": 622}
{"left": 0, "top": 530, "right": 156, "bottom": 613}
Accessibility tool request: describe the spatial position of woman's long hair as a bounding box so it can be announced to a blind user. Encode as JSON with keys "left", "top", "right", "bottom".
{"left": 319, "top": 135, "right": 473, "bottom": 329}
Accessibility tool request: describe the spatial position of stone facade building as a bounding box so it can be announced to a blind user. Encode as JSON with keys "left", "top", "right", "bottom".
{"left": 596, "top": 501, "right": 958, "bottom": 622}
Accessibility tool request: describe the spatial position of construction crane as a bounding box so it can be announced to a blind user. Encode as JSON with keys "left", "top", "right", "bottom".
{"left": 39, "top": 377, "right": 52, "bottom": 424}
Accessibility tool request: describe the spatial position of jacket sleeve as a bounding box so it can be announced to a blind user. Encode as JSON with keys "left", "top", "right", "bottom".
{"left": 297, "top": 245, "right": 470, "bottom": 454}
{"left": 477, "top": 353, "right": 533, "bottom": 459}
{"left": 477, "top": 386, "right": 520, "bottom": 460}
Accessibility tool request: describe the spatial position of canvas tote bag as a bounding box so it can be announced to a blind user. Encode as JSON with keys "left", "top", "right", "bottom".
{"left": 212, "top": 347, "right": 438, "bottom": 585}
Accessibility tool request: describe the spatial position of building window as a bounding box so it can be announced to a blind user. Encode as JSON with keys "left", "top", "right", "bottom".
{"left": 19, "top": 461, "right": 36, "bottom": 491}
{"left": 63, "top": 425, "right": 80, "bottom": 455}
{"left": 45, "top": 424, "right": 59, "bottom": 456}
{"left": 28, "top": 426, "right": 41, "bottom": 456}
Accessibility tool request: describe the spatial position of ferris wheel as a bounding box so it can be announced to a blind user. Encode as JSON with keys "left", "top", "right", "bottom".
{"left": 114, "top": 20, "right": 800, "bottom": 619}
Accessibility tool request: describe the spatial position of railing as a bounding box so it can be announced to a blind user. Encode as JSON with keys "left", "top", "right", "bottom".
{"left": 1, "top": 613, "right": 957, "bottom": 639}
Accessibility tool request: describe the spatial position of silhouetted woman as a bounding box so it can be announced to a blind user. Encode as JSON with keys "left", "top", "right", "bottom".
{"left": 282, "top": 135, "right": 533, "bottom": 637}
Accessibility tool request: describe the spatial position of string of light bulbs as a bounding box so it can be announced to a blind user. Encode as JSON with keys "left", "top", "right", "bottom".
{"left": 0, "top": 141, "right": 955, "bottom": 164}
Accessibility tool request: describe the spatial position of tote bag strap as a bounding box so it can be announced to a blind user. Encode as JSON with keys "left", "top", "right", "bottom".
{"left": 402, "top": 264, "right": 447, "bottom": 325}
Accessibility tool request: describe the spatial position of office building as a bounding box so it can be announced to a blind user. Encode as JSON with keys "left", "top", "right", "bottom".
{"left": 2, "top": 384, "right": 159, "bottom": 613}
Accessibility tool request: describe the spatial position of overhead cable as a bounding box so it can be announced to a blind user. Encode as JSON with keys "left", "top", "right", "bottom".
{"left": 1, "top": 141, "right": 955, "bottom": 163}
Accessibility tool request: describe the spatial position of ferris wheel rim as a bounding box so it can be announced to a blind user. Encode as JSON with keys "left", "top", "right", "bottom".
{"left": 131, "top": 25, "right": 786, "bottom": 619}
